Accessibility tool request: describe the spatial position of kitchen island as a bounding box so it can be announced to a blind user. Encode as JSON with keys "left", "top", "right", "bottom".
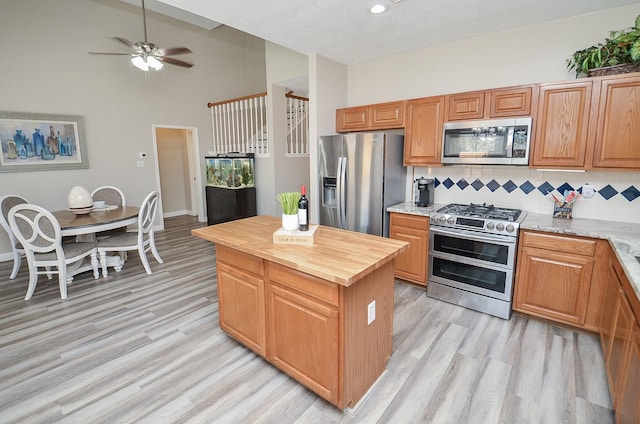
{"left": 191, "top": 216, "right": 408, "bottom": 410}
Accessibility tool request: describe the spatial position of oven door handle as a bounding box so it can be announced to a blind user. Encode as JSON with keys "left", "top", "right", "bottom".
{"left": 429, "top": 226, "right": 517, "bottom": 246}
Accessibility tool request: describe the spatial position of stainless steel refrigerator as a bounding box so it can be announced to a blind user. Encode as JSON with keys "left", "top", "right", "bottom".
{"left": 318, "top": 131, "right": 406, "bottom": 237}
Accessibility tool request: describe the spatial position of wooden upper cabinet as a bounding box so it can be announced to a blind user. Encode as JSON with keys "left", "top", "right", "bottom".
{"left": 592, "top": 74, "right": 640, "bottom": 169}
{"left": 447, "top": 91, "right": 485, "bottom": 120}
{"left": 489, "top": 86, "right": 532, "bottom": 117}
{"left": 336, "top": 101, "right": 404, "bottom": 132}
{"left": 336, "top": 105, "right": 369, "bottom": 132}
{"left": 404, "top": 96, "right": 445, "bottom": 166}
{"left": 370, "top": 101, "right": 405, "bottom": 129}
{"left": 447, "top": 86, "right": 533, "bottom": 121}
{"left": 531, "top": 80, "right": 593, "bottom": 168}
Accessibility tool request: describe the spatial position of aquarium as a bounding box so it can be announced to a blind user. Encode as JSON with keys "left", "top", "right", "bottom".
{"left": 205, "top": 153, "right": 255, "bottom": 188}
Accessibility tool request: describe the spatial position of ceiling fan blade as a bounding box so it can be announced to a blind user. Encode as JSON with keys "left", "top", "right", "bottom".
{"left": 88, "top": 52, "right": 133, "bottom": 56}
{"left": 114, "top": 37, "right": 137, "bottom": 49}
{"left": 156, "top": 47, "right": 193, "bottom": 56}
{"left": 157, "top": 56, "right": 194, "bottom": 68}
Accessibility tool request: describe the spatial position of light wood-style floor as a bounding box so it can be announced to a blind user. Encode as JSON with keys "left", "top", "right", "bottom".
{"left": 0, "top": 216, "right": 614, "bottom": 423}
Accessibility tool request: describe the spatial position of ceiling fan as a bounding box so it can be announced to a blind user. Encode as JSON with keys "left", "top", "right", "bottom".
{"left": 89, "top": 0, "right": 194, "bottom": 71}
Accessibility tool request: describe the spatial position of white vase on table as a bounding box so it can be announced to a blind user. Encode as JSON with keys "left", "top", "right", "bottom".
{"left": 281, "top": 214, "right": 298, "bottom": 231}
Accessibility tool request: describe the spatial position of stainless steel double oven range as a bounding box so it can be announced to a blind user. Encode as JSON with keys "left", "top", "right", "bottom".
{"left": 427, "top": 203, "right": 526, "bottom": 319}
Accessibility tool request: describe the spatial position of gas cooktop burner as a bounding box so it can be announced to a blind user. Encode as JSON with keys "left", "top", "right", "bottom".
{"left": 437, "top": 203, "right": 523, "bottom": 222}
{"left": 431, "top": 203, "right": 527, "bottom": 236}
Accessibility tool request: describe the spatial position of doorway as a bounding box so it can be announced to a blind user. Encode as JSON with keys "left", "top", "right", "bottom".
{"left": 152, "top": 125, "right": 205, "bottom": 226}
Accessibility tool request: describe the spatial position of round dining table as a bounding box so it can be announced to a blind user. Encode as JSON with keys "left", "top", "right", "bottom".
{"left": 52, "top": 206, "right": 139, "bottom": 237}
{"left": 52, "top": 206, "right": 140, "bottom": 275}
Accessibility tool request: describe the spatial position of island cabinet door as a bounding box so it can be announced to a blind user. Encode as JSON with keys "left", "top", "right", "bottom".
{"left": 266, "top": 263, "right": 340, "bottom": 406}
{"left": 217, "top": 262, "right": 266, "bottom": 356}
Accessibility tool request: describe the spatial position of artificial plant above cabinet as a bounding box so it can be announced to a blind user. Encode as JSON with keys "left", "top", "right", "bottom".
{"left": 567, "top": 14, "right": 640, "bottom": 78}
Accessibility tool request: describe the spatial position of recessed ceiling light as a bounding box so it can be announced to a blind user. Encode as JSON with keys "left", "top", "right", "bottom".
{"left": 369, "top": 4, "right": 388, "bottom": 14}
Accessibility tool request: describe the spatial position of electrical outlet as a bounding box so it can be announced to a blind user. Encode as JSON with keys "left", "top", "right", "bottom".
{"left": 582, "top": 183, "right": 595, "bottom": 199}
{"left": 136, "top": 160, "right": 145, "bottom": 168}
{"left": 367, "top": 300, "right": 376, "bottom": 325}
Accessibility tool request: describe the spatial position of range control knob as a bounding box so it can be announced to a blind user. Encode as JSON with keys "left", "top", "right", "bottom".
{"left": 447, "top": 217, "right": 455, "bottom": 224}
{"left": 506, "top": 224, "right": 515, "bottom": 233}
{"left": 496, "top": 223, "right": 505, "bottom": 232}
{"left": 486, "top": 222, "right": 495, "bottom": 230}
{"left": 438, "top": 215, "right": 446, "bottom": 224}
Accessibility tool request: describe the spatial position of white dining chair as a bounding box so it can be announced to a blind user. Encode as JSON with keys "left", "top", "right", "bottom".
{"left": 96, "top": 191, "right": 163, "bottom": 277}
{"left": 91, "top": 186, "right": 126, "bottom": 207}
{"left": 0, "top": 194, "right": 29, "bottom": 279}
{"left": 8, "top": 204, "right": 100, "bottom": 300}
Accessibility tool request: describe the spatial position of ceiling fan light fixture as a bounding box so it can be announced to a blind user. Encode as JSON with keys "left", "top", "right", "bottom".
{"left": 147, "top": 56, "right": 163, "bottom": 70}
{"left": 131, "top": 56, "right": 149, "bottom": 71}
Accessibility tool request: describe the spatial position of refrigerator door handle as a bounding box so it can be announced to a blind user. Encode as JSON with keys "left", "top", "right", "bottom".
{"left": 337, "top": 156, "right": 347, "bottom": 229}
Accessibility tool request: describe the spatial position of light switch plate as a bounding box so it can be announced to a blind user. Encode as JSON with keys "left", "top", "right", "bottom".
{"left": 136, "top": 160, "right": 145, "bottom": 167}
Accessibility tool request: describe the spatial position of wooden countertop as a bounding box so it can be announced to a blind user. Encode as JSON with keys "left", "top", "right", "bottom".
{"left": 191, "top": 215, "right": 409, "bottom": 287}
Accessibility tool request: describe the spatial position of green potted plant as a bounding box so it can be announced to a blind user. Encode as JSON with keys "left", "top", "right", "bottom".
{"left": 567, "top": 15, "right": 640, "bottom": 78}
{"left": 276, "top": 191, "right": 301, "bottom": 230}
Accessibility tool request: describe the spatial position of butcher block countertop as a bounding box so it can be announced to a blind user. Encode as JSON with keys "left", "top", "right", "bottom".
{"left": 191, "top": 215, "right": 409, "bottom": 287}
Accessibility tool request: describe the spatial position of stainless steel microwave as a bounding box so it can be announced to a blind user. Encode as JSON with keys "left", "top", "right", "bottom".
{"left": 442, "top": 117, "right": 532, "bottom": 165}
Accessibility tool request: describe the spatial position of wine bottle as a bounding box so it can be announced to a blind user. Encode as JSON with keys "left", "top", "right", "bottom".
{"left": 298, "top": 185, "right": 309, "bottom": 231}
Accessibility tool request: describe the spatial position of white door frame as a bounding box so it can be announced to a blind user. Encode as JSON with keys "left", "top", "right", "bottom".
{"left": 152, "top": 125, "right": 206, "bottom": 228}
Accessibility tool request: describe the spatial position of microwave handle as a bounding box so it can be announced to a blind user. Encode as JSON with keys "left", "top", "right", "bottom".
{"left": 506, "top": 126, "right": 514, "bottom": 158}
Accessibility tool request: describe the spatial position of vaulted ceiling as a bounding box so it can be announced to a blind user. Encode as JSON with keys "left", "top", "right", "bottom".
{"left": 133, "top": 0, "right": 640, "bottom": 65}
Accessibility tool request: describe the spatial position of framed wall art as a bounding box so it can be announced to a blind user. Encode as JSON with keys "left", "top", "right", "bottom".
{"left": 0, "top": 111, "right": 89, "bottom": 172}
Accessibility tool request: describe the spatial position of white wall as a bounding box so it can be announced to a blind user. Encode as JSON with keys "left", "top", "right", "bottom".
{"left": 0, "top": 0, "right": 267, "bottom": 258}
{"left": 346, "top": 4, "right": 640, "bottom": 224}
{"left": 308, "top": 54, "right": 348, "bottom": 224}
{"left": 258, "top": 42, "right": 309, "bottom": 216}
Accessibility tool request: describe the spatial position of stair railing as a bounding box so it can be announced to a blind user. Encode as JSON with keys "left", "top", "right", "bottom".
{"left": 286, "top": 91, "right": 309, "bottom": 157}
{"left": 208, "top": 92, "right": 269, "bottom": 156}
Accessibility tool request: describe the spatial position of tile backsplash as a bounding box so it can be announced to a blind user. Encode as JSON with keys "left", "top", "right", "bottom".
{"left": 411, "top": 166, "right": 640, "bottom": 224}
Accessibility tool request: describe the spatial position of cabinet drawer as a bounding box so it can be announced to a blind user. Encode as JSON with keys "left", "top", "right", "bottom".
{"left": 268, "top": 262, "right": 339, "bottom": 307}
{"left": 217, "top": 245, "right": 264, "bottom": 276}
{"left": 390, "top": 213, "right": 429, "bottom": 231}
{"left": 521, "top": 231, "right": 596, "bottom": 256}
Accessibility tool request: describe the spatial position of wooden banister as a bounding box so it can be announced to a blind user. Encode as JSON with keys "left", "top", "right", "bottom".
{"left": 207, "top": 92, "right": 268, "bottom": 108}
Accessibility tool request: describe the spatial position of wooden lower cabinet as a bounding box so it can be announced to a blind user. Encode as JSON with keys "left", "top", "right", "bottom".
{"left": 616, "top": 327, "right": 640, "bottom": 424}
{"left": 213, "top": 244, "right": 396, "bottom": 409}
{"left": 216, "top": 246, "right": 266, "bottom": 356}
{"left": 267, "top": 264, "right": 340, "bottom": 404}
{"left": 514, "top": 231, "right": 597, "bottom": 326}
{"left": 599, "top": 253, "right": 640, "bottom": 422}
{"left": 389, "top": 212, "right": 428, "bottom": 286}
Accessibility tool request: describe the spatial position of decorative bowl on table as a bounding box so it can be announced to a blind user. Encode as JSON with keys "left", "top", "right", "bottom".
{"left": 68, "top": 206, "right": 94, "bottom": 215}
{"left": 92, "top": 200, "right": 106, "bottom": 209}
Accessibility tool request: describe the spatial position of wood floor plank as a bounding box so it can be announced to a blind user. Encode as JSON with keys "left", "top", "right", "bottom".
{"left": 0, "top": 215, "right": 614, "bottom": 423}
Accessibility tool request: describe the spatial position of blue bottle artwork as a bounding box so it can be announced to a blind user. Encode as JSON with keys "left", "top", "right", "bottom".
{"left": 65, "top": 137, "right": 73, "bottom": 156}
{"left": 32, "top": 128, "right": 45, "bottom": 157}
{"left": 41, "top": 144, "right": 55, "bottom": 160}
{"left": 13, "top": 129, "right": 26, "bottom": 151}
{"left": 56, "top": 131, "right": 64, "bottom": 156}
{"left": 24, "top": 138, "right": 34, "bottom": 157}
{"left": 18, "top": 145, "right": 27, "bottom": 159}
